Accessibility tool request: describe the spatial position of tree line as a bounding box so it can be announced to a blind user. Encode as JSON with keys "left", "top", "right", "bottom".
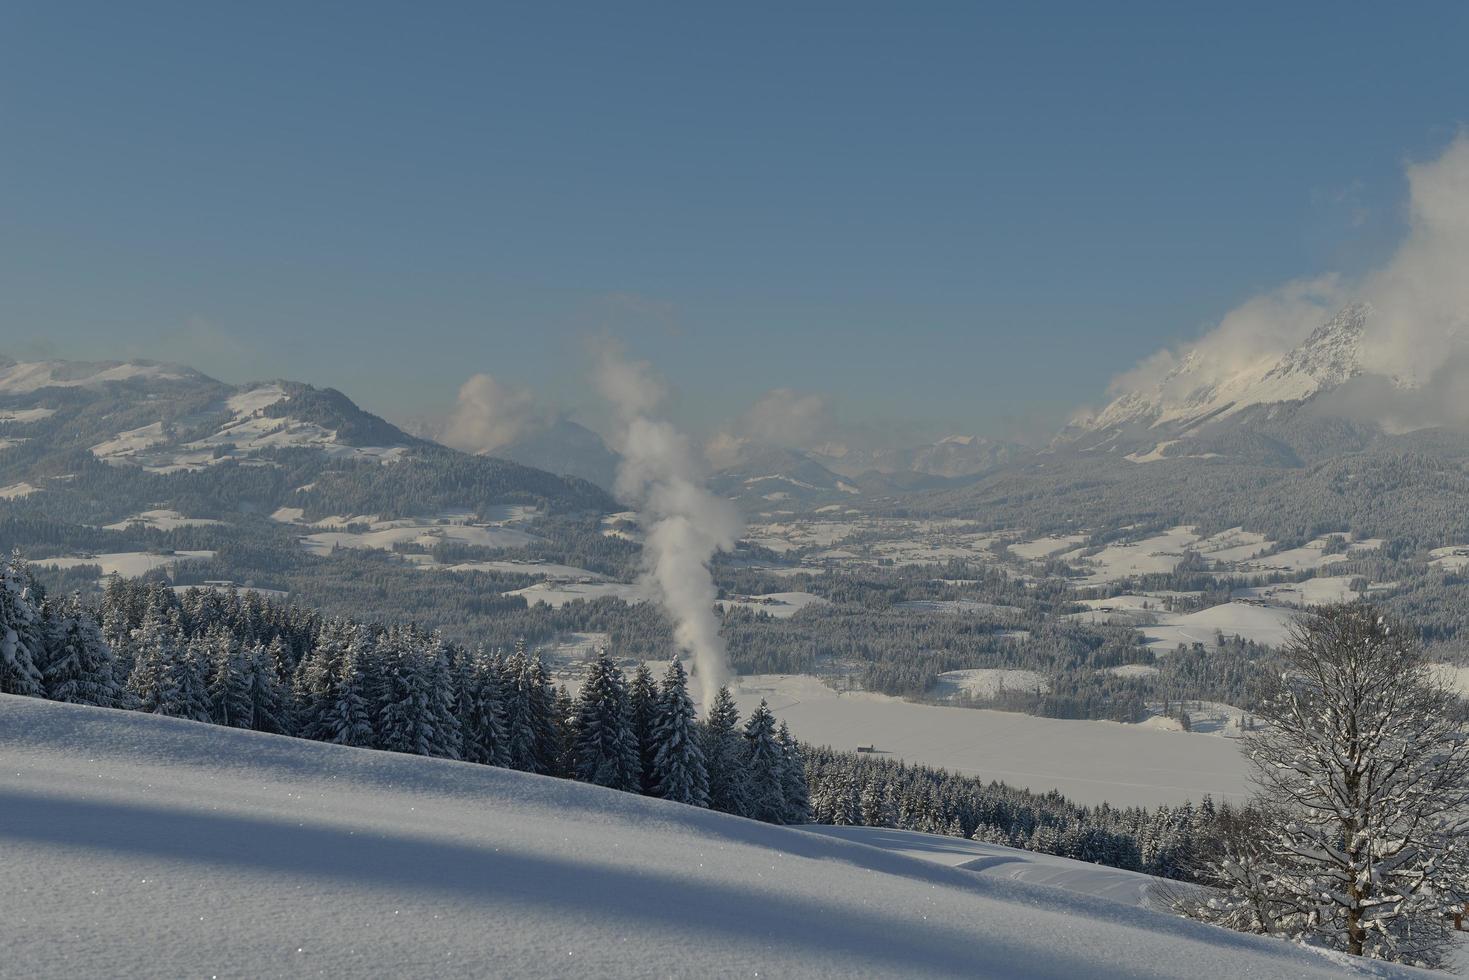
{"left": 0, "top": 552, "right": 809, "bottom": 826}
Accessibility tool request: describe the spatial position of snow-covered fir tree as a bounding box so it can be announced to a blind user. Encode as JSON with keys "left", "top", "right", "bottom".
{"left": 460, "top": 648, "right": 510, "bottom": 766}
{"left": 205, "top": 629, "right": 254, "bottom": 728}
{"left": 776, "top": 721, "right": 811, "bottom": 824}
{"left": 244, "top": 641, "right": 292, "bottom": 734}
{"left": 293, "top": 617, "right": 352, "bottom": 738}
{"left": 318, "top": 629, "right": 375, "bottom": 748}
{"left": 704, "top": 685, "right": 747, "bottom": 816}
{"left": 0, "top": 550, "right": 45, "bottom": 697}
{"left": 627, "top": 662, "right": 660, "bottom": 794}
{"left": 376, "top": 626, "right": 460, "bottom": 759}
{"left": 649, "top": 658, "right": 708, "bottom": 807}
{"left": 128, "top": 608, "right": 210, "bottom": 721}
{"left": 740, "top": 700, "right": 788, "bottom": 824}
{"left": 571, "top": 649, "right": 641, "bottom": 791}
{"left": 504, "top": 645, "right": 559, "bottom": 774}
{"left": 40, "top": 593, "right": 127, "bottom": 707}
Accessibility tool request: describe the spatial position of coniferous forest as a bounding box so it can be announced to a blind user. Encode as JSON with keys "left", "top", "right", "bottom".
{"left": 1, "top": 548, "right": 1240, "bottom": 883}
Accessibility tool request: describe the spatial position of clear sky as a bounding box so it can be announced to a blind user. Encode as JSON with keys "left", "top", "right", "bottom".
{"left": 2, "top": 1, "right": 1465, "bottom": 441}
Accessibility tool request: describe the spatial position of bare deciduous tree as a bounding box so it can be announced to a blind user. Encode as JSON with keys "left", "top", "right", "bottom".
{"left": 1180, "top": 604, "right": 1469, "bottom": 967}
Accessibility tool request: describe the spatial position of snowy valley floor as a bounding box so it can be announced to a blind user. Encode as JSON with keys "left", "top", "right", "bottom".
{"left": 0, "top": 695, "right": 1434, "bottom": 979}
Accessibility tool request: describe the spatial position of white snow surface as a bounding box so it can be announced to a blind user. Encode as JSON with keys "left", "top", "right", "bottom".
{"left": 0, "top": 359, "right": 187, "bottom": 394}
{"left": 715, "top": 591, "right": 828, "bottom": 618}
{"left": 102, "top": 509, "right": 225, "bottom": 532}
{"left": 0, "top": 696, "right": 1418, "bottom": 980}
{"left": 90, "top": 421, "right": 170, "bottom": 459}
{"left": 0, "top": 482, "right": 39, "bottom": 499}
{"left": 718, "top": 674, "right": 1250, "bottom": 806}
{"left": 806, "top": 826, "right": 1177, "bottom": 910}
{"left": 1429, "top": 546, "right": 1469, "bottom": 572}
{"left": 930, "top": 668, "right": 1049, "bottom": 700}
{"left": 30, "top": 550, "right": 215, "bottom": 578}
{"left": 0, "top": 407, "right": 57, "bottom": 423}
{"left": 508, "top": 580, "right": 644, "bottom": 608}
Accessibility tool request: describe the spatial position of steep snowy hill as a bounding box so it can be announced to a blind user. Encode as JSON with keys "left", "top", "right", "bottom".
{"left": 0, "top": 696, "right": 1420, "bottom": 979}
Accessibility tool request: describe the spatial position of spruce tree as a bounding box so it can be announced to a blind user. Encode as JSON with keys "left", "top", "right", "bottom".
{"left": 0, "top": 550, "right": 45, "bottom": 697}
{"left": 627, "top": 663, "right": 660, "bottom": 794}
{"left": 421, "top": 631, "right": 462, "bottom": 759}
{"left": 377, "top": 627, "right": 432, "bottom": 756}
{"left": 461, "top": 649, "right": 510, "bottom": 766}
{"left": 650, "top": 658, "right": 708, "bottom": 807}
{"left": 704, "top": 685, "right": 747, "bottom": 815}
{"left": 505, "top": 647, "right": 559, "bottom": 774}
{"left": 741, "top": 700, "right": 788, "bottom": 823}
{"left": 128, "top": 609, "right": 209, "bottom": 721}
{"left": 571, "top": 650, "right": 640, "bottom": 791}
{"left": 321, "top": 635, "right": 375, "bottom": 748}
{"left": 502, "top": 643, "right": 537, "bottom": 772}
{"left": 245, "top": 641, "right": 292, "bottom": 734}
{"left": 41, "top": 593, "right": 127, "bottom": 707}
{"left": 776, "top": 721, "right": 811, "bottom": 824}
{"left": 294, "top": 618, "right": 351, "bottom": 738}
{"left": 206, "top": 630, "right": 253, "bottom": 728}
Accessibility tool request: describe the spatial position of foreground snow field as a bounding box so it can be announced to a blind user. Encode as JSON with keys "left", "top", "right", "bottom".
{"left": 0, "top": 696, "right": 1424, "bottom": 979}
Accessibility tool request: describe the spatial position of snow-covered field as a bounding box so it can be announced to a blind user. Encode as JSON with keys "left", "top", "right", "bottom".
{"left": 1137, "top": 601, "right": 1299, "bottom": 655}
{"left": 1433, "top": 664, "right": 1469, "bottom": 698}
{"left": 1072, "top": 598, "right": 1300, "bottom": 655}
{"left": 1429, "top": 546, "right": 1469, "bottom": 572}
{"left": 0, "top": 406, "right": 57, "bottom": 423}
{"left": 509, "top": 580, "right": 644, "bottom": 608}
{"left": 0, "top": 481, "right": 39, "bottom": 499}
{"left": 716, "top": 591, "right": 828, "bottom": 618}
{"left": 412, "top": 558, "right": 604, "bottom": 580}
{"left": 898, "top": 599, "right": 1024, "bottom": 616}
{"left": 1239, "top": 536, "right": 1383, "bottom": 573}
{"left": 929, "top": 668, "right": 1049, "bottom": 700}
{"left": 268, "top": 509, "right": 541, "bottom": 558}
{"left": 102, "top": 509, "right": 225, "bottom": 532}
{"left": 301, "top": 520, "right": 537, "bottom": 556}
{"left": 0, "top": 696, "right": 1416, "bottom": 979}
{"left": 30, "top": 550, "right": 215, "bottom": 578}
{"left": 1009, "top": 533, "right": 1089, "bottom": 561}
{"left": 1232, "top": 575, "right": 1362, "bottom": 607}
{"left": 716, "top": 674, "right": 1250, "bottom": 806}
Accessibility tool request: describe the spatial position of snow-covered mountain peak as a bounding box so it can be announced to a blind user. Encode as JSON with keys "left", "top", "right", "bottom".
{"left": 1078, "top": 303, "right": 1370, "bottom": 435}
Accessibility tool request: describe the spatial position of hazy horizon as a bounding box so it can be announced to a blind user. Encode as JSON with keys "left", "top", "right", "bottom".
{"left": 4, "top": 2, "right": 1467, "bottom": 449}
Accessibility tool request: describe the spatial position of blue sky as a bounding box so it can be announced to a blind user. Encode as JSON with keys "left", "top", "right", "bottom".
{"left": 2, "top": 1, "right": 1465, "bottom": 441}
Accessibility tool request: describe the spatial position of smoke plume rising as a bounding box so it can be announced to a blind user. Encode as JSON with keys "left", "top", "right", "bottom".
{"left": 594, "top": 342, "right": 743, "bottom": 708}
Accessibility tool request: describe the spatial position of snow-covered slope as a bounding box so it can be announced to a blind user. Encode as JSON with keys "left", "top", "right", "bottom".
{"left": 805, "top": 826, "right": 1178, "bottom": 910}
{"left": 0, "top": 695, "right": 1418, "bottom": 979}
{"left": 0, "top": 357, "right": 196, "bottom": 394}
{"left": 1075, "top": 304, "right": 1369, "bottom": 436}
